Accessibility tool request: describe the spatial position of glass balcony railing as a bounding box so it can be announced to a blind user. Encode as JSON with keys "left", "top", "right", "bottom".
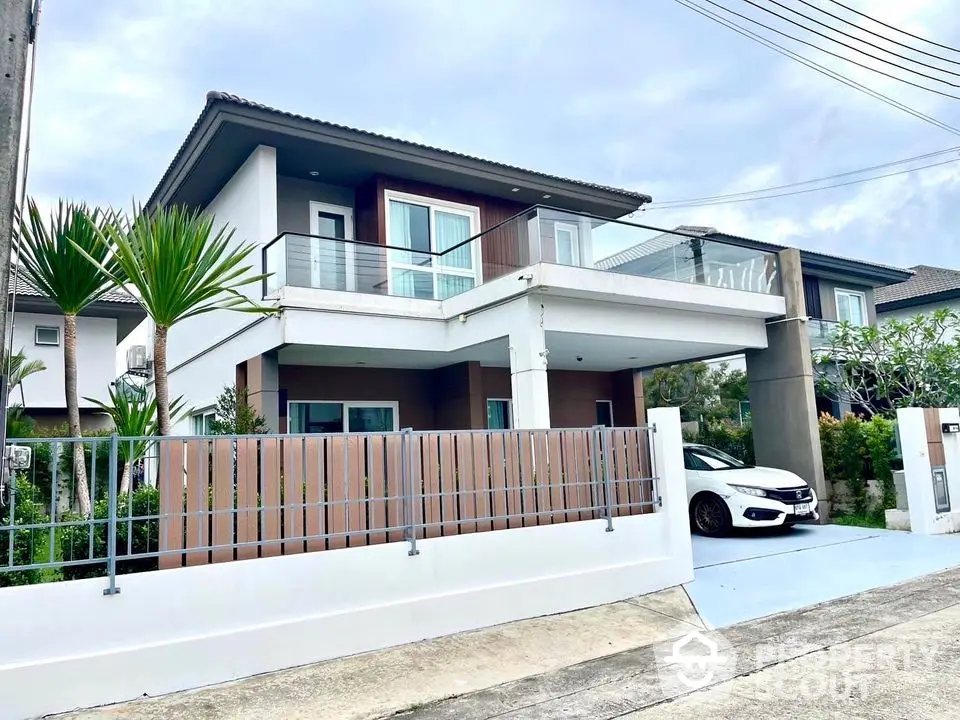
{"left": 262, "top": 206, "right": 782, "bottom": 301}
{"left": 808, "top": 318, "right": 839, "bottom": 348}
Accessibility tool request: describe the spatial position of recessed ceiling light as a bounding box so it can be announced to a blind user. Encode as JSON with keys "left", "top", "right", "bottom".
{"left": 511, "top": 187, "right": 520, "bottom": 192}
{"left": 356, "top": 361, "right": 366, "bottom": 366}
{"left": 309, "top": 170, "right": 320, "bottom": 176}
{"left": 542, "top": 194, "right": 551, "bottom": 199}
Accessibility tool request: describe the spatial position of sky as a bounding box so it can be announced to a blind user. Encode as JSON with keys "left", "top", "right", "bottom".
{"left": 17, "top": 0, "right": 960, "bottom": 367}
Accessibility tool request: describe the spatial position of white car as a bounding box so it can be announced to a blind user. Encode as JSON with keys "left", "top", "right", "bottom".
{"left": 683, "top": 443, "right": 819, "bottom": 537}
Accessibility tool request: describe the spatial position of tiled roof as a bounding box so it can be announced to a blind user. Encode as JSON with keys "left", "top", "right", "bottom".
{"left": 875, "top": 265, "right": 960, "bottom": 306}
{"left": 146, "top": 91, "right": 653, "bottom": 208}
{"left": 10, "top": 276, "right": 139, "bottom": 305}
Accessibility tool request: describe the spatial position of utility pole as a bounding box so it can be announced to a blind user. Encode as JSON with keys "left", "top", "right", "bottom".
{"left": 0, "top": 0, "right": 36, "bottom": 468}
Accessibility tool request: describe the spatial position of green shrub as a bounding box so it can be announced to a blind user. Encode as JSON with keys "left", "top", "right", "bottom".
{"left": 699, "top": 421, "right": 755, "bottom": 465}
{"left": 863, "top": 416, "right": 896, "bottom": 509}
{"left": 0, "top": 478, "right": 58, "bottom": 587}
{"left": 819, "top": 412, "right": 897, "bottom": 516}
{"left": 58, "top": 485, "right": 160, "bottom": 580}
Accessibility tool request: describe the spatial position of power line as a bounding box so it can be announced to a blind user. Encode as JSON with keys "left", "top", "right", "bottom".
{"left": 751, "top": 0, "right": 960, "bottom": 78}
{"left": 826, "top": 0, "right": 960, "bottom": 54}
{"left": 673, "top": 0, "right": 960, "bottom": 137}
{"left": 792, "top": 0, "right": 960, "bottom": 66}
{"left": 643, "top": 156, "right": 960, "bottom": 210}
{"left": 650, "top": 145, "right": 960, "bottom": 206}
{"left": 695, "top": 0, "right": 960, "bottom": 100}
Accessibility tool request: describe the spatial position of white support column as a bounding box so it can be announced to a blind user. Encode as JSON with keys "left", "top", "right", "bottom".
{"left": 509, "top": 301, "right": 550, "bottom": 429}
{"left": 648, "top": 406, "right": 694, "bottom": 585}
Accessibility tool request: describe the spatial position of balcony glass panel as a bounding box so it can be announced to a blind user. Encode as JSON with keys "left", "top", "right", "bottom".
{"left": 536, "top": 208, "right": 781, "bottom": 295}
{"left": 262, "top": 206, "right": 783, "bottom": 301}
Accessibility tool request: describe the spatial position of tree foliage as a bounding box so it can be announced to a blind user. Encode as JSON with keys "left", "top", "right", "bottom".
{"left": 644, "top": 361, "right": 749, "bottom": 423}
{"left": 814, "top": 309, "right": 960, "bottom": 417}
{"left": 209, "top": 384, "right": 269, "bottom": 435}
{"left": 74, "top": 203, "right": 277, "bottom": 436}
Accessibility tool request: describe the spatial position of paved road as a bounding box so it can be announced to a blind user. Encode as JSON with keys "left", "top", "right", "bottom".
{"left": 399, "top": 565, "right": 960, "bottom": 719}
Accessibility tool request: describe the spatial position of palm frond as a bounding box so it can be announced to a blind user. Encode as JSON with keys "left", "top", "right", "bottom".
{"left": 15, "top": 199, "right": 128, "bottom": 314}
{"left": 82, "top": 203, "right": 277, "bottom": 328}
{"left": 4, "top": 347, "right": 46, "bottom": 390}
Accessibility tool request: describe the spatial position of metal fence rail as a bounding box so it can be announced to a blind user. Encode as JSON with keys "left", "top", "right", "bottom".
{"left": 0, "top": 426, "right": 659, "bottom": 592}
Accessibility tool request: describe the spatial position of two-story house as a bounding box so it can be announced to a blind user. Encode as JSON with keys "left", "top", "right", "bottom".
{"left": 9, "top": 278, "right": 146, "bottom": 431}
{"left": 144, "top": 91, "right": 909, "bottom": 514}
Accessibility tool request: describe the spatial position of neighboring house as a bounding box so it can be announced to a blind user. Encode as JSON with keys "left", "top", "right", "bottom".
{"left": 144, "top": 90, "right": 910, "bottom": 507}
{"left": 9, "top": 278, "right": 147, "bottom": 431}
{"left": 606, "top": 226, "right": 912, "bottom": 418}
{"left": 875, "top": 265, "right": 960, "bottom": 338}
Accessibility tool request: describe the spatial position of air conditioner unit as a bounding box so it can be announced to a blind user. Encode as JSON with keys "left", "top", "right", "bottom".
{"left": 126, "top": 345, "right": 148, "bottom": 372}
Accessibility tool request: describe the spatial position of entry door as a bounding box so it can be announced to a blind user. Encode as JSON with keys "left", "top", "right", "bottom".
{"left": 310, "top": 202, "right": 355, "bottom": 291}
{"left": 553, "top": 222, "right": 581, "bottom": 266}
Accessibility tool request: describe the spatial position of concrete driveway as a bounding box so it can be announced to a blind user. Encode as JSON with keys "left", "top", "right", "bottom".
{"left": 684, "top": 523, "right": 960, "bottom": 628}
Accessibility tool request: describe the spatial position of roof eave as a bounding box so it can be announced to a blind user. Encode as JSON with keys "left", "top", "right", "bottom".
{"left": 147, "top": 95, "right": 650, "bottom": 214}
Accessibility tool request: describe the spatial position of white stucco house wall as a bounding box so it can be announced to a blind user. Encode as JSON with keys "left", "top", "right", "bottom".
{"left": 9, "top": 279, "right": 147, "bottom": 431}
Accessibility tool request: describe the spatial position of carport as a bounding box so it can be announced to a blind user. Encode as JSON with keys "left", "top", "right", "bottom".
{"left": 684, "top": 524, "right": 960, "bottom": 628}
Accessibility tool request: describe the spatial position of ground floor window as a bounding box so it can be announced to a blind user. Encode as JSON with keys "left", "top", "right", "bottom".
{"left": 487, "top": 399, "right": 512, "bottom": 430}
{"left": 596, "top": 400, "right": 613, "bottom": 427}
{"left": 288, "top": 401, "right": 399, "bottom": 433}
{"left": 191, "top": 409, "right": 215, "bottom": 435}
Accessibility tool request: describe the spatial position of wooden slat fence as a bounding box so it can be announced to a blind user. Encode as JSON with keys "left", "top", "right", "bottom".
{"left": 156, "top": 427, "right": 657, "bottom": 570}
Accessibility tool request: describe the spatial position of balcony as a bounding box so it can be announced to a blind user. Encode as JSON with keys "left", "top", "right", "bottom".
{"left": 808, "top": 318, "right": 839, "bottom": 349}
{"left": 263, "top": 206, "right": 782, "bottom": 301}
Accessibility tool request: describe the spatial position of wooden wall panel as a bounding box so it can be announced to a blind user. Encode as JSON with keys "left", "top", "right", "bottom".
{"left": 158, "top": 440, "right": 185, "bottom": 570}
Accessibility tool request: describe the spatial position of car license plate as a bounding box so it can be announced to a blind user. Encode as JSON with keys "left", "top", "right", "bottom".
{"left": 794, "top": 502, "right": 811, "bottom": 515}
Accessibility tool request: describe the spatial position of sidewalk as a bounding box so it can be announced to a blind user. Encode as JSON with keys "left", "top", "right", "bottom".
{"left": 65, "top": 565, "right": 960, "bottom": 720}
{"left": 400, "top": 564, "right": 960, "bottom": 719}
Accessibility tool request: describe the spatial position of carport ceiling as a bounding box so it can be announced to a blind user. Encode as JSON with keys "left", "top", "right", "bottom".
{"left": 277, "top": 333, "right": 749, "bottom": 372}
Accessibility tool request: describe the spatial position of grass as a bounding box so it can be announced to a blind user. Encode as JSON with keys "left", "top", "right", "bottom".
{"left": 832, "top": 506, "right": 887, "bottom": 529}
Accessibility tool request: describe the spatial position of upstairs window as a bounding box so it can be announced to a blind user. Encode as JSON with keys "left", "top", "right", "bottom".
{"left": 35, "top": 326, "right": 60, "bottom": 346}
{"left": 835, "top": 289, "right": 867, "bottom": 326}
{"left": 385, "top": 190, "right": 481, "bottom": 300}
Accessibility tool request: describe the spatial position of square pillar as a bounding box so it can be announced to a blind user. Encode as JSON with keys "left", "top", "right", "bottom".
{"left": 612, "top": 368, "right": 645, "bottom": 426}
{"left": 648, "top": 406, "right": 694, "bottom": 584}
{"left": 509, "top": 302, "right": 550, "bottom": 429}
{"left": 245, "top": 351, "right": 279, "bottom": 433}
{"left": 745, "top": 248, "right": 828, "bottom": 519}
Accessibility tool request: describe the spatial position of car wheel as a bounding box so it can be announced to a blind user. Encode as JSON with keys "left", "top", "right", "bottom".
{"left": 691, "top": 494, "right": 732, "bottom": 538}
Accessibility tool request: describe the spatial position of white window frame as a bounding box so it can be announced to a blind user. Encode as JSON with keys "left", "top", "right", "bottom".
{"left": 553, "top": 221, "right": 581, "bottom": 266}
{"left": 383, "top": 189, "right": 482, "bottom": 299}
{"left": 191, "top": 409, "right": 216, "bottom": 435}
{"left": 486, "top": 398, "right": 513, "bottom": 430}
{"left": 309, "top": 201, "right": 356, "bottom": 292}
{"left": 834, "top": 288, "right": 868, "bottom": 326}
{"left": 34, "top": 325, "right": 60, "bottom": 346}
{"left": 287, "top": 400, "right": 400, "bottom": 433}
{"left": 596, "top": 399, "right": 614, "bottom": 427}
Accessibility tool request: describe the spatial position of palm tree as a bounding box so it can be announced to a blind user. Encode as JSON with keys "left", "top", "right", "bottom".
{"left": 79, "top": 204, "right": 274, "bottom": 435}
{"left": 4, "top": 347, "right": 46, "bottom": 396}
{"left": 16, "top": 200, "right": 125, "bottom": 516}
{"left": 85, "top": 385, "right": 188, "bottom": 493}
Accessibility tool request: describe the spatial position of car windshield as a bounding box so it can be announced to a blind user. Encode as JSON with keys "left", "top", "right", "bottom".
{"left": 687, "top": 445, "right": 748, "bottom": 471}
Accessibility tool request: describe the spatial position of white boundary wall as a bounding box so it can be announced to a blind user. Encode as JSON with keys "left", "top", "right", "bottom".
{"left": 897, "top": 407, "right": 960, "bottom": 535}
{"left": 0, "top": 408, "right": 690, "bottom": 719}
